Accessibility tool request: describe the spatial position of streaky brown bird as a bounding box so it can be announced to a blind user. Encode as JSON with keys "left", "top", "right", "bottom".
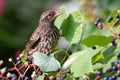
{"left": 25, "top": 10, "right": 61, "bottom": 63}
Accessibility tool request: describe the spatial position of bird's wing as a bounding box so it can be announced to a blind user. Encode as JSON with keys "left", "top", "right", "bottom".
{"left": 25, "top": 27, "right": 41, "bottom": 53}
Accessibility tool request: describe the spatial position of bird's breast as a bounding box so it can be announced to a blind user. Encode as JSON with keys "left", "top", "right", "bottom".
{"left": 40, "top": 26, "right": 60, "bottom": 49}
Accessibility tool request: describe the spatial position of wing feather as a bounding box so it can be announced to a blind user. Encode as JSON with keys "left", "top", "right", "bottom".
{"left": 25, "top": 27, "right": 41, "bottom": 53}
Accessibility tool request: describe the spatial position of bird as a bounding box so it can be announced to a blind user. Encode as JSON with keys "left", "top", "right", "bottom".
{"left": 25, "top": 10, "right": 61, "bottom": 63}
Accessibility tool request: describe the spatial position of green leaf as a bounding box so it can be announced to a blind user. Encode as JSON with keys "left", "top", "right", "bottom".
{"left": 92, "top": 44, "right": 116, "bottom": 64}
{"left": 63, "top": 49, "right": 99, "bottom": 77}
{"left": 36, "top": 76, "right": 44, "bottom": 80}
{"left": 81, "top": 35, "right": 112, "bottom": 47}
{"left": 61, "top": 12, "right": 85, "bottom": 44}
{"left": 55, "top": 6, "right": 67, "bottom": 29}
{"left": 102, "top": 44, "right": 116, "bottom": 63}
{"left": 21, "top": 50, "right": 27, "bottom": 62}
{"left": 113, "top": 41, "right": 120, "bottom": 54}
{"left": 33, "top": 52, "right": 60, "bottom": 72}
{"left": 92, "top": 48, "right": 103, "bottom": 64}
{"left": 103, "top": 56, "right": 117, "bottom": 72}
{"left": 92, "top": 63, "right": 103, "bottom": 70}
{"left": 64, "top": 76, "right": 76, "bottom": 80}
{"left": 70, "top": 53, "right": 93, "bottom": 77}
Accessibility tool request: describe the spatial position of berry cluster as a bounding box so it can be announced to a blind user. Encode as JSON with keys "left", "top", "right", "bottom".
{"left": 49, "top": 68, "right": 71, "bottom": 80}
{"left": 95, "top": 10, "right": 120, "bottom": 46}
{"left": 0, "top": 54, "right": 42, "bottom": 80}
{"left": 0, "top": 53, "right": 71, "bottom": 80}
{"left": 93, "top": 53, "right": 120, "bottom": 80}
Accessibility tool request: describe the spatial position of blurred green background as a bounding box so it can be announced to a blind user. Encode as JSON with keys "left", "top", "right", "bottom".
{"left": 0, "top": 0, "right": 72, "bottom": 61}
{"left": 0, "top": 0, "right": 120, "bottom": 62}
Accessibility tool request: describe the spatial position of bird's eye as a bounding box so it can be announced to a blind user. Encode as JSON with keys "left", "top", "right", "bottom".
{"left": 47, "top": 13, "right": 54, "bottom": 19}
{"left": 48, "top": 14, "right": 52, "bottom": 17}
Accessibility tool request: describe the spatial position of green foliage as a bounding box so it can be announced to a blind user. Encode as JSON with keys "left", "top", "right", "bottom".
{"left": 55, "top": 6, "right": 85, "bottom": 44}
{"left": 33, "top": 52, "right": 60, "bottom": 72}
{"left": 1, "top": 0, "right": 120, "bottom": 79}
{"left": 81, "top": 35, "right": 112, "bottom": 47}
{"left": 35, "top": 6, "right": 120, "bottom": 80}
{"left": 55, "top": 6, "right": 67, "bottom": 29}
{"left": 61, "top": 12, "right": 84, "bottom": 44}
{"left": 63, "top": 49, "right": 95, "bottom": 77}
{"left": 102, "top": 44, "right": 116, "bottom": 63}
{"left": 37, "top": 76, "right": 44, "bottom": 80}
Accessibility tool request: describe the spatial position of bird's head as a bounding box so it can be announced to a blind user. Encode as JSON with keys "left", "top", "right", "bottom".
{"left": 40, "top": 10, "right": 61, "bottom": 23}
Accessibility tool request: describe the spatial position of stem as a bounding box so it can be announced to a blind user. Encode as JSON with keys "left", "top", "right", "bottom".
{"left": 60, "top": 71, "right": 63, "bottom": 80}
{"left": 8, "top": 67, "right": 16, "bottom": 71}
{"left": 111, "top": 20, "right": 118, "bottom": 29}
{"left": 66, "top": 44, "right": 72, "bottom": 52}
{"left": 15, "top": 67, "right": 22, "bottom": 76}
{"left": 52, "top": 49, "right": 69, "bottom": 56}
{"left": 36, "top": 67, "right": 40, "bottom": 72}
{"left": 61, "top": 55, "right": 67, "bottom": 64}
{"left": 102, "top": 22, "right": 114, "bottom": 34}
{"left": 115, "top": 25, "right": 120, "bottom": 33}
{"left": 11, "top": 61, "right": 16, "bottom": 66}
{"left": 18, "top": 64, "right": 25, "bottom": 70}
{"left": 23, "top": 66, "right": 30, "bottom": 76}
{"left": 0, "top": 75, "right": 6, "bottom": 79}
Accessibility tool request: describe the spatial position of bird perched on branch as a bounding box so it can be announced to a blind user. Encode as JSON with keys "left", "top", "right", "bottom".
{"left": 25, "top": 10, "right": 61, "bottom": 63}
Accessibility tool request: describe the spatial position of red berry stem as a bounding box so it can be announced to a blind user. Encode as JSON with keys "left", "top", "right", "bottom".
{"left": 94, "top": 75, "right": 100, "bottom": 80}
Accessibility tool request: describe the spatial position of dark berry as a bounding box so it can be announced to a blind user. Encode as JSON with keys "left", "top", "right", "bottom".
{"left": 107, "top": 16, "right": 113, "bottom": 22}
{"left": 92, "top": 46, "right": 96, "bottom": 49}
{"left": 21, "top": 76, "right": 28, "bottom": 80}
{"left": 16, "top": 57, "right": 21, "bottom": 61}
{"left": 17, "top": 60, "right": 22, "bottom": 64}
{"left": 118, "top": 18, "right": 120, "bottom": 22}
{"left": 94, "top": 21, "right": 98, "bottom": 26}
{"left": 110, "top": 16, "right": 113, "bottom": 20}
{"left": 114, "top": 61, "right": 120, "bottom": 66}
{"left": 21, "top": 76, "right": 25, "bottom": 80}
{"left": 118, "top": 33, "right": 120, "bottom": 36}
{"left": 25, "top": 57, "right": 29, "bottom": 61}
{"left": 95, "top": 70, "right": 101, "bottom": 75}
{"left": 66, "top": 69, "right": 71, "bottom": 73}
{"left": 11, "top": 74, "right": 17, "bottom": 80}
{"left": 56, "top": 68, "right": 60, "bottom": 72}
{"left": 46, "top": 51, "right": 50, "bottom": 56}
{"left": 111, "top": 38, "right": 116, "bottom": 46}
{"left": 38, "top": 71, "right": 43, "bottom": 75}
{"left": 116, "top": 14, "right": 120, "bottom": 19}
{"left": 102, "top": 77, "right": 108, "bottom": 80}
{"left": 111, "top": 75, "right": 117, "bottom": 80}
{"left": 96, "top": 18, "right": 101, "bottom": 22}
{"left": 4, "top": 67, "right": 8, "bottom": 72}
{"left": 112, "top": 66, "right": 117, "bottom": 71}
{"left": 115, "top": 73, "right": 120, "bottom": 77}
{"left": 108, "top": 77, "right": 112, "bottom": 80}
{"left": 116, "top": 53, "right": 120, "bottom": 59}
{"left": 24, "top": 77, "right": 29, "bottom": 80}
{"left": 62, "top": 73, "right": 67, "bottom": 78}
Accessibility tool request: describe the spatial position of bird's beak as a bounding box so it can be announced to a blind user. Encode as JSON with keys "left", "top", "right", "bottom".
{"left": 55, "top": 12, "right": 61, "bottom": 17}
